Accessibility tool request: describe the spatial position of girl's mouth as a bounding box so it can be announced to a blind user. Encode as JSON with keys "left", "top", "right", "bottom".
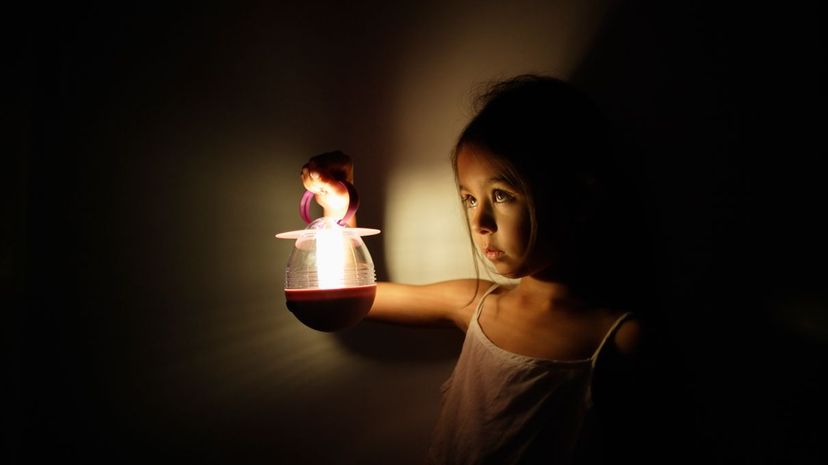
{"left": 484, "top": 247, "right": 504, "bottom": 260}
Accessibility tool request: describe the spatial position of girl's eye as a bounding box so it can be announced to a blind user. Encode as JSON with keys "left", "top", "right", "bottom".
{"left": 493, "top": 189, "right": 514, "bottom": 203}
{"left": 462, "top": 194, "right": 478, "bottom": 208}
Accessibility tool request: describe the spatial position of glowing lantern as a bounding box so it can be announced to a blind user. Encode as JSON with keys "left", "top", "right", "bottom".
{"left": 276, "top": 182, "right": 380, "bottom": 331}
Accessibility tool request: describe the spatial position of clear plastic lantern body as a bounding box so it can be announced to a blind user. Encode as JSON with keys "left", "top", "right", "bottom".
{"left": 278, "top": 217, "right": 379, "bottom": 332}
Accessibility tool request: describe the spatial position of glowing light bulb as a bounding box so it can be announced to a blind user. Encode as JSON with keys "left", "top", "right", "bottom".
{"left": 315, "top": 225, "right": 347, "bottom": 289}
{"left": 277, "top": 217, "right": 380, "bottom": 332}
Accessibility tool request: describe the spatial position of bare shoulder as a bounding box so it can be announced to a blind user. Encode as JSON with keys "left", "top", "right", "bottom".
{"left": 592, "top": 312, "right": 647, "bottom": 375}
{"left": 447, "top": 279, "right": 499, "bottom": 331}
{"left": 612, "top": 316, "right": 644, "bottom": 357}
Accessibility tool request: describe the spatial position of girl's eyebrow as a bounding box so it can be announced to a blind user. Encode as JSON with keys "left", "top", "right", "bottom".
{"left": 457, "top": 176, "right": 515, "bottom": 192}
{"left": 459, "top": 176, "right": 512, "bottom": 191}
{"left": 489, "top": 175, "right": 511, "bottom": 185}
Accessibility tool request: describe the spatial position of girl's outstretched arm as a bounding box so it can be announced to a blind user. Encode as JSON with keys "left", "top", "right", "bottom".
{"left": 369, "top": 280, "right": 494, "bottom": 331}
{"left": 299, "top": 153, "right": 493, "bottom": 330}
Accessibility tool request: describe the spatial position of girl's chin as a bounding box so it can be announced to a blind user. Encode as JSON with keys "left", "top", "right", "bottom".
{"left": 495, "top": 259, "right": 558, "bottom": 280}
{"left": 490, "top": 262, "right": 527, "bottom": 279}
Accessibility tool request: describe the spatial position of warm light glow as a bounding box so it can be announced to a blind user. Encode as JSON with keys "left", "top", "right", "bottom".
{"left": 385, "top": 166, "right": 477, "bottom": 283}
{"left": 381, "top": 1, "right": 614, "bottom": 285}
{"left": 315, "top": 224, "right": 348, "bottom": 289}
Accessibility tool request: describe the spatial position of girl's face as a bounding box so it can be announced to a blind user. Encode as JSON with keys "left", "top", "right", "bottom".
{"left": 456, "top": 145, "right": 549, "bottom": 278}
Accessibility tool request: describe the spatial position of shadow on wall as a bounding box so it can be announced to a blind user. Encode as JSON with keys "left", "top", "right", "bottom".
{"left": 571, "top": 1, "right": 828, "bottom": 463}
{"left": 335, "top": 321, "right": 465, "bottom": 363}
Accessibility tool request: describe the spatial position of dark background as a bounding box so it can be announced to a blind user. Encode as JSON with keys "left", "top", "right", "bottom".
{"left": 6, "top": 1, "right": 826, "bottom": 464}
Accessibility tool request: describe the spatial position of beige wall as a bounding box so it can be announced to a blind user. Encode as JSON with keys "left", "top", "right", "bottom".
{"left": 14, "top": 0, "right": 826, "bottom": 463}
{"left": 19, "top": 2, "right": 615, "bottom": 463}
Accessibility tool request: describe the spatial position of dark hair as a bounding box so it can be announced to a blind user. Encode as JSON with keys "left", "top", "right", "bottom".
{"left": 453, "top": 75, "right": 653, "bottom": 311}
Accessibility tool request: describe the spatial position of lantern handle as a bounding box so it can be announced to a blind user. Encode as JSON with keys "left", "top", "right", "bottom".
{"left": 300, "top": 181, "right": 359, "bottom": 227}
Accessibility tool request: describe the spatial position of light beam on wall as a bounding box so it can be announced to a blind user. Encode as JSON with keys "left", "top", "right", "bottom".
{"left": 381, "top": 0, "right": 614, "bottom": 284}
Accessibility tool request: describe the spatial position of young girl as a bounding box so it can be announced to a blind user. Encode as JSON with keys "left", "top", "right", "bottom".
{"left": 301, "top": 75, "right": 655, "bottom": 465}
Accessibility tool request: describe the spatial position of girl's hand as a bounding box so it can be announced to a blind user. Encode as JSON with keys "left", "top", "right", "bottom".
{"left": 300, "top": 151, "right": 354, "bottom": 222}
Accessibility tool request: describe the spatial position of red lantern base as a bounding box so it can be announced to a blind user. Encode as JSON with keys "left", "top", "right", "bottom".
{"left": 285, "top": 285, "right": 377, "bottom": 332}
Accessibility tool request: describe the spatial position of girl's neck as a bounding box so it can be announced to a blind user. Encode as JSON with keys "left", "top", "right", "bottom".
{"left": 511, "top": 275, "right": 589, "bottom": 314}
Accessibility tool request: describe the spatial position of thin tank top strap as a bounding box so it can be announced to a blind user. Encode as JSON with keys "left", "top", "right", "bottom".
{"left": 473, "top": 283, "right": 500, "bottom": 323}
{"left": 590, "top": 312, "right": 635, "bottom": 368}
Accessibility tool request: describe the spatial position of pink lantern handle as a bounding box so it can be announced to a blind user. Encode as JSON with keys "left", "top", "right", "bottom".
{"left": 300, "top": 181, "right": 359, "bottom": 227}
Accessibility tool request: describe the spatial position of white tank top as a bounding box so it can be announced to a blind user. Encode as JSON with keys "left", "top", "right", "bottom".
{"left": 426, "top": 284, "right": 633, "bottom": 465}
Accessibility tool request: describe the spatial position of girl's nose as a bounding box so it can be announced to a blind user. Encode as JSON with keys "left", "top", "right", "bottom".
{"left": 471, "top": 205, "right": 497, "bottom": 234}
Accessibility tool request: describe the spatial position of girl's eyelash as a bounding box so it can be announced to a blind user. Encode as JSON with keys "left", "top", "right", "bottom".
{"left": 461, "top": 190, "right": 514, "bottom": 207}
{"left": 461, "top": 194, "right": 477, "bottom": 207}
{"left": 493, "top": 189, "right": 515, "bottom": 203}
